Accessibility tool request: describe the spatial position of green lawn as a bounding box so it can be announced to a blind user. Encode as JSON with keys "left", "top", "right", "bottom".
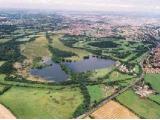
{"left": 144, "top": 74, "right": 160, "bottom": 92}
{"left": 87, "top": 85, "right": 105, "bottom": 105}
{"left": 116, "top": 89, "right": 160, "bottom": 118}
{"left": 0, "top": 86, "right": 83, "bottom": 119}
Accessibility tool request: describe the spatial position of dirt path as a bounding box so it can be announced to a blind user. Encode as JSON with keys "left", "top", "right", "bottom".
{"left": 0, "top": 104, "right": 16, "bottom": 119}
{"left": 89, "top": 100, "right": 138, "bottom": 119}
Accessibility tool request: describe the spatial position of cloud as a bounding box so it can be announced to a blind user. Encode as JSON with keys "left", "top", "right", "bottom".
{"left": 0, "top": 0, "right": 160, "bottom": 13}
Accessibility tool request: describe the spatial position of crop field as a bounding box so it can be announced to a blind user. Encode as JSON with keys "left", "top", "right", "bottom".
{"left": 144, "top": 74, "right": 160, "bottom": 92}
{"left": 20, "top": 34, "right": 51, "bottom": 59}
{"left": 50, "top": 34, "right": 91, "bottom": 61}
{"left": 90, "top": 100, "right": 138, "bottom": 119}
{"left": 148, "top": 95, "right": 160, "bottom": 104}
{"left": 116, "top": 89, "right": 160, "bottom": 118}
{"left": 87, "top": 85, "right": 106, "bottom": 105}
{"left": 0, "top": 86, "right": 84, "bottom": 119}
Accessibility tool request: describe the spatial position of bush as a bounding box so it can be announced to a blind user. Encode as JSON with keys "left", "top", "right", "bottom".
{"left": 0, "top": 61, "right": 15, "bottom": 74}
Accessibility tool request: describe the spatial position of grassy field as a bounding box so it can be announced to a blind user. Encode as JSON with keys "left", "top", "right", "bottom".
{"left": 116, "top": 89, "right": 160, "bottom": 118}
{"left": 50, "top": 34, "right": 91, "bottom": 61}
{"left": 20, "top": 34, "right": 51, "bottom": 59}
{"left": 87, "top": 85, "right": 106, "bottom": 105}
{"left": 0, "top": 86, "right": 83, "bottom": 119}
{"left": 108, "top": 70, "right": 133, "bottom": 81}
{"left": 144, "top": 74, "right": 160, "bottom": 92}
{"left": 90, "top": 67, "right": 133, "bottom": 83}
{"left": 149, "top": 95, "right": 160, "bottom": 104}
{"left": 90, "top": 67, "right": 113, "bottom": 80}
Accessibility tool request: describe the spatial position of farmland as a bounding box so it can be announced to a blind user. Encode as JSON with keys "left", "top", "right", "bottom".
{"left": 90, "top": 100, "right": 138, "bottom": 119}
{"left": 116, "top": 89, "right": 160, "bottom": 118}
{"left": 0, "top": 86, "right": 83, "bottom": 119}
{"left": 144, "top": 74, "right": 160, "bottom": 92}
{"left": 87, "top": 85, "right": 106, "bottom": 105}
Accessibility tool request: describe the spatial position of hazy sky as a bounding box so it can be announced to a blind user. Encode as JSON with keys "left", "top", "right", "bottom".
{"left": 0, "top": 0, "right": 160, "bottom": 12}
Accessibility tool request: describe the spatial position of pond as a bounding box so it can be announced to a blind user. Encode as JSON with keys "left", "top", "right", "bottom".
{"left": 30, "top": 56, "right": 115, "bottom": 82}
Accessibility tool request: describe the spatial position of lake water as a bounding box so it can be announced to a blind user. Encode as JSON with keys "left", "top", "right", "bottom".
{"left": 64, "top": 56, "right": 115, "bottom": 73}
{"left": 30, "top": 56, "right": 115, "bottom": 82}
{"left": 30, "top": 62, "right": 68, "bottom": 82}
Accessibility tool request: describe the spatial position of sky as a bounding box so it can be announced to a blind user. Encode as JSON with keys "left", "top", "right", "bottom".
{"left": 0, "top": 0, "right": 160, "bottom": 13}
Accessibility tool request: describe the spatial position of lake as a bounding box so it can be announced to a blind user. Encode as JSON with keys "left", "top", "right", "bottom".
{"left": 30, "top": 56, "right": 115, "bottom": 82}
{"left": 30, "top": 62, "right": 68, "bottom": 82}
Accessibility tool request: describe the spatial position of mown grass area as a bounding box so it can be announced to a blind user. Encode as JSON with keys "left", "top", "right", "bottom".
{"left": 0, "top": 86, "right": 83, "bottom": 119}
{"left": 20, "top": 34, "right": 51, "bottom": 59}
{"left": 108, "top": 70, "right": 133, "bottom": 81}
{"left": 116, "top": 89, "right": 160, "bottom": 118}
{"left": 50, "top": 34, "right": 91, "bottom": 61}
{"left": 87, "top": 85, "right": 106, "bottom": 105}
{"left": 90, "top": 67, "right": 133, "bottom": 82}
{"left": 90, "top": 67, "right": 113, "bottom": 80}
{"left": 89, "top": 68, "right": 135, "bottom": 87}
{"left": 144, "top": 74, "right": 160, "bottom": 92}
